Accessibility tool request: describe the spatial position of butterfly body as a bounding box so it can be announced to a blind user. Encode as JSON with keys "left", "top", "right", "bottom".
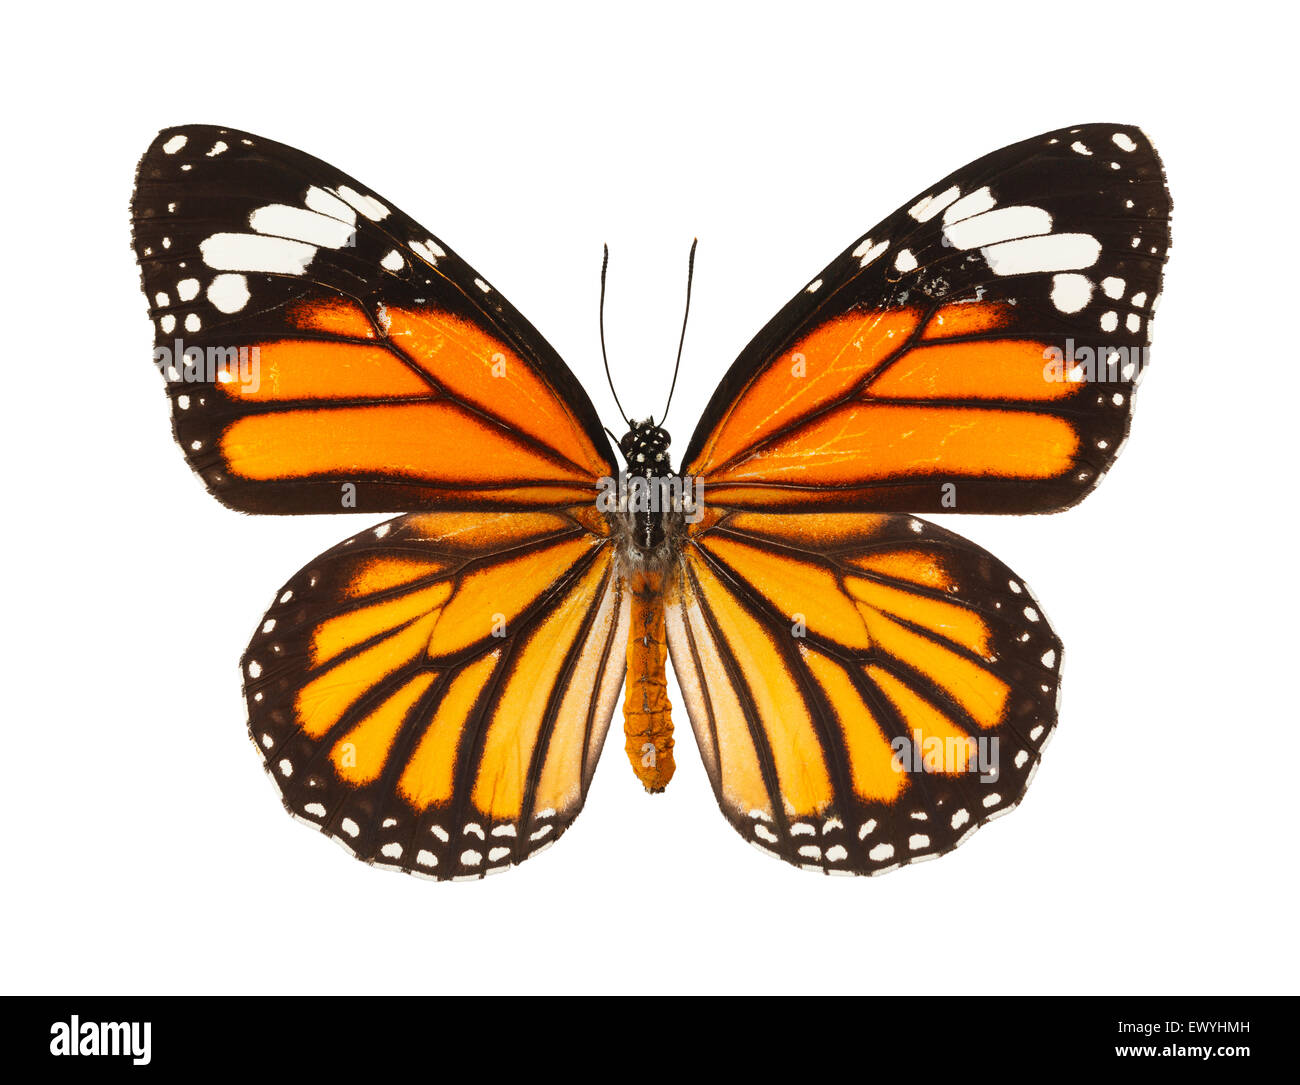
{"left": 132, "top": 123, "right": 1170, "bottom": 878}
{"left": 611, "top": 419, "right": 684, "bottom": 790}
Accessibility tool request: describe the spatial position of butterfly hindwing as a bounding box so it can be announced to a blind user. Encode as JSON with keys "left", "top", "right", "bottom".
{"left": 244, "top": 509, "right": 627, "bottom": 879}
{"left": 667, "top": 511, "right": 1061, "bottom": 874}
{"left": 132, "top": 125, "right": 615, "bottom": 515}
{"left": 684, "top": 123, "right": 1171, "bottom": 514}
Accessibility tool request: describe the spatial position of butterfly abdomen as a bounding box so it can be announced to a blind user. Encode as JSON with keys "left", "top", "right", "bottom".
{"left": 616, "top": 419, "right": 678, "bottom": 791}
{"left": 623, "top": 566, "right": 675, "bottom": 792}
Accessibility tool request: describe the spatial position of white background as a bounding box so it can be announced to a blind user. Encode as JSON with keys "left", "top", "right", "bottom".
{"left": 2, "top": 1, "right": 1295, "bottom": 995}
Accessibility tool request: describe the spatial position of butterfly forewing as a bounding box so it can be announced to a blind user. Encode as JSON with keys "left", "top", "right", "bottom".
{"left": 131, "top": 125, "right": 616, "bottom": 515}
{"left": 684, "top": 123, "right": 1171, "bottom": 514}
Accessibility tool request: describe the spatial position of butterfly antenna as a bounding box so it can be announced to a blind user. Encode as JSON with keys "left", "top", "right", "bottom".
{"left": 600, "top": 244, "right": 630, "bottom": 428}
{"left": 659, "top": 237, "right": 698, "bottom": 427}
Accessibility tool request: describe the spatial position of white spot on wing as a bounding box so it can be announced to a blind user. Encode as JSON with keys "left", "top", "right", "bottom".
{"left": 207, "top": 273, "right": 250, "bottom": 313}
{"left": 982, "top": 233, "right": 1101, "bottom": 276}
{"left": 943, "top": 205, "right": 1052, "bottom": 250}
{"left": 201, "top": 233, "right": 315, "bottom": 274}
{"left": 304, "top": 186, "right": 358, "bottom": 224}
{"left": 162, "top": 134, "right": 187, "bottom": 154}
{"left": 1050, "top": 273, "right": 1092, "bottom": 313}
{"left": 249, "top": 204, "right": 356, "bottom": 249}
{"left": 336, "top": 185, "right": 390, "bottom": 221}
{"left": 856, "top": 239, "right": 888, "bottom": 268}
{"left": 409, "top": 241, "right": 440, "bottom": 266}
{"left": 908, "top": 185, "right": 961, "bottom": 222}
{"left": 894, "top": 249, "right": 917, "bottom": 273}
{"left": 942, "top": 186, "right": 996, "bottom": 225}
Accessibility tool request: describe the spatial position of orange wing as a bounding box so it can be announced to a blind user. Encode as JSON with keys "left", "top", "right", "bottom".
{"left": 667, "top": 510, "right": 1060, "bottom": 874}
{"left": 131, "top": 126, "right": 615, "bottom": 514}
{"left": 244, "top": 508, "right": 627, "bottom": 878}
{"left": 683, "top": 124, "right": 1171, "bottom": 514}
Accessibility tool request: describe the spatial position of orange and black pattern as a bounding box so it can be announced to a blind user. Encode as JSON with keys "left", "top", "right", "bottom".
{"left": 685, "top": 125, "right": 1170, "bottom": 515}
{"left": 133, "top": 123, "right": 1170, "bottom": 878}
{"left": 622, "top": 567, "right": 677, "bottom": 792}
{"left": 131, "top": 127, "right": 615, "bottom": 515}
{"left": 244, "top": 510, "right": 627, "bottom": 878}
{"left": 668, "top": 510, "right": 1059, "bottom": 874}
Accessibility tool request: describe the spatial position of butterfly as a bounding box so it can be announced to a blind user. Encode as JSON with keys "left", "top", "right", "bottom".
{"left": 131, "top": 123, "right": 1170, "bottom": 879}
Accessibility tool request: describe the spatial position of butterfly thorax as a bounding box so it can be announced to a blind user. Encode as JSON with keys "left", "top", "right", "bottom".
{"left": 617, "top": 419, "right": 676, "bottom": 553}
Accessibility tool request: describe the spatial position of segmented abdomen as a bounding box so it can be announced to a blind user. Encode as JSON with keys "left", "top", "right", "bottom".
{"left": 623, "top": 567, "right": 675, "bottom": 792}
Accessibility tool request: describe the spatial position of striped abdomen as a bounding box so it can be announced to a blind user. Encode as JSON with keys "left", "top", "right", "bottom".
{"left": 623, "top": 566, "right": 675, "bottom": 792}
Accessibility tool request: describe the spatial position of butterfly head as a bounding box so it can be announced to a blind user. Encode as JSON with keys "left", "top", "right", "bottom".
{"left": 619, "top": 419, "right": 672, "bottom": 477}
